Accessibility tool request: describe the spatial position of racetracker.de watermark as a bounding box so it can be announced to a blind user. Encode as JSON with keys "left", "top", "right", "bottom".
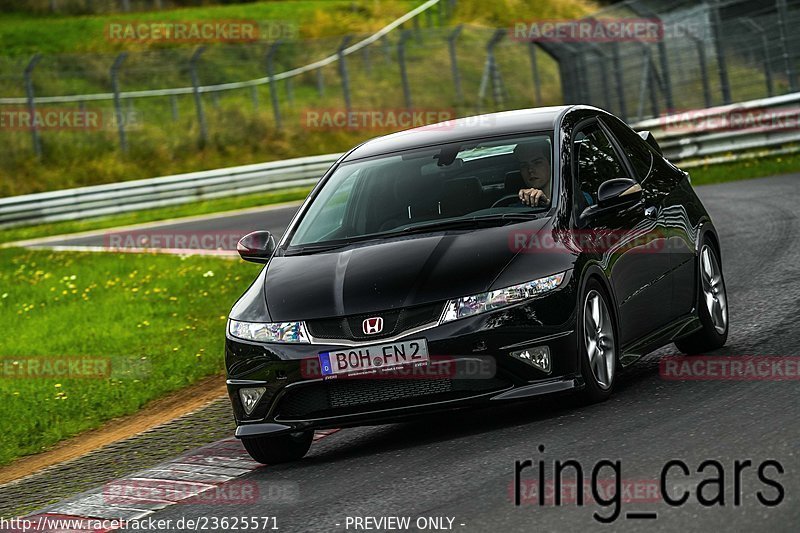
{"left": 661, "top": 107, "right": 800, "bottom": 134}
{"left": 508, "top": 229, "right": 667, "bottom": 254}
{"left": 104, "top": 20, "right": 296, "bottom": 43}
{"left": 301, "top": 108, "right": 464, "bottom": 131}
{"left": 660, "top": 356, "right": 800, "bottom": 381}
{"left": 510, "top": 18, "right": 663, "bottom": 42}
{"left": 103, "top": 230, "right": 247, "bottom": 253}
{"left": 0, "top": 356, "right": 150, "bottom": 379}
{"left": 0, "top": 108, "right": 141, "bottom": 132}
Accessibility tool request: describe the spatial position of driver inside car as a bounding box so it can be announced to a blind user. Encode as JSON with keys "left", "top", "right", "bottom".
{"left": 514, "top": 139, "right": 552, "bottom": 207}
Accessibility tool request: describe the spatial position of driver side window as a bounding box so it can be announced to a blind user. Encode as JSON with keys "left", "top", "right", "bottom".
{"left": 573, "top": 123, "right": 625, "bottom": 209}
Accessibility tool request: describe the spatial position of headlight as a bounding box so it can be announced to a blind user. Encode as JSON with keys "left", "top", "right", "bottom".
{"left": 228, "top": 319, "right": 310, "bottom": 343}
{"left": 440, "top": 272, "right": 566, "bottom": 323}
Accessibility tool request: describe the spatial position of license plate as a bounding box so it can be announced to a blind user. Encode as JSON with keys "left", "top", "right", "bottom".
{"left": 319, "top": 339, "right": 429, "bottom": 377}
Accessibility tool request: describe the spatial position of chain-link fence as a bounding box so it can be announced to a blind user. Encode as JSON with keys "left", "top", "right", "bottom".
{"left": 0, "top": 0, "right": 798, "bottom": 170}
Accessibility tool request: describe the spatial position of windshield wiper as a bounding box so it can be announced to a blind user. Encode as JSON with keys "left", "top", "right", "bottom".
{"left": 398, "top": 212, "right": 544, "bottom": 235}
{"left": 287, "top": 212, "right": 545, "bottom": 255}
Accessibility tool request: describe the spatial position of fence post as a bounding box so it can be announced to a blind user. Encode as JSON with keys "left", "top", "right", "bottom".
{"left": 266, "top": 39, "right": 283, "bottom": 129}
{"left": 382, "top": 35, "right": 391, "bottom": 64}
{"left": 170, "top": 95, "right": 179, "bottom": 121}
{"left": 527, "top": 43, "right": 542, "bottom": 106}
{"left": 285, "top": 77, "right": 294, "bottom": 106}
{"left": 710, "top": 1, "right": 731, "bottom": 104}
{"left": 250, "top": 86, "right": 259, "bottom": 110}
{"left": 362, "top": 43, "right": 372, "bottom": 76}
{"left": 690, "top": 34, "right": 712, "bottom": 108}
{"left": 189, "top": 46, "right": 208, "bottom": 146}
{"left": 447, "top": 25, "right": 463, "bottom": 105}
{"left": 398, "top": 30, "right": 413, "bottom": 110}
{"left": 587, "top": 44, "right": 611, "bottom": 111}
{"left": 487, "top": 29, "right": 506, "bottom": 108}
{"left": 611, "top": 42, "right": 627, "bottom": 120}
{"left": 775, "top": 0, "right": 798, "bottom": 92}
{"left": 413, "top": 16, "right": 422, "bottom": 43}
{"left": 740, "top": 18, "right": 773, "bottom": 97}
{"left": 110, "top": 52, "right": 128, "bottom": 153}
{"left": 316, "top": 68, "right": 325, "bottom": 97}
{"left": 23, "top": 54, "right": 43, "bottom": 159}
{"left": 338, "top": 36, "right": 353, "bottom": 114}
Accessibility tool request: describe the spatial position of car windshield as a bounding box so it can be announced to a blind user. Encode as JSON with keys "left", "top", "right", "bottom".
{"left": 288, "top": 133, "right": 554, "bottom": 248}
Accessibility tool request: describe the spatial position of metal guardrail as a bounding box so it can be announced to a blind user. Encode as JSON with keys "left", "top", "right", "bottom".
{"left": 0, "top": 153, "right": 342, "bottom": 228}
{"left": 636, "top": 92, "right": 800, "bottom": 165}
{"left": 2, "top": 93, "right": 798, "bottom": 229}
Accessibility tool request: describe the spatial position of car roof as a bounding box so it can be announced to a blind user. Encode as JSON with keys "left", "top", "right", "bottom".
{"left": 344, "top": 106, "right": 574, "bottom": 161}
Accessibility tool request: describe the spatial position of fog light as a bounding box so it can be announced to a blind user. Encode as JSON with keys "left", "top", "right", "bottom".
{"left": 239, "top": 387, "right": 266, "bottom": 415}
{"left": 511, "top": 346, "right": 551, "bottom": 373}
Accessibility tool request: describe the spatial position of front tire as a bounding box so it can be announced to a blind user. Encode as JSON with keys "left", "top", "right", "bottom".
{"left": 675, "top": 241, "right": 728, "bottom": 354}
{"left": 242, "top": 431, "right": 313, "bottom": 464}
{"left": 577, "top": 279, "right": 618, "bottom": 403}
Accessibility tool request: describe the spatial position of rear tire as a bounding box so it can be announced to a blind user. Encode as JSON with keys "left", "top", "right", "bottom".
{"left": 242, "top": 431, "right": 313, "bottom": 464}
{"left": 577, "top": 279, "right": 618, "bottom": 404}
{"left": 675, "top": 241, "right": 728, "bottom": 355}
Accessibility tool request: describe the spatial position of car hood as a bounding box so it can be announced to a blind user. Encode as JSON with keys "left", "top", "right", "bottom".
{"left": 263, "top": 218, "right": 568, "bottom": 321}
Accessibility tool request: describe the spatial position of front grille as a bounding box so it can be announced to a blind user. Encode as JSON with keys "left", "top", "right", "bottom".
{"left": 276, "top": 376, "right": 511, "bottom": 419}
{"left": 305, "top": 302, "right": 443, "bottom": 341}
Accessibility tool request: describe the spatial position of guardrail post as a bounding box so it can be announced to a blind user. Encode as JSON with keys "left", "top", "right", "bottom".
{"left": 527, "top": 43, "right": 542, "bottom": 106}
{"left": 710, "top": 1, "right": 731, "bottom": 104}
{"left": 447, "top": 25, "right": 464, "bottom": 105}
{"left": 110, "top": 52, "right": 128, "bottom": 153}
{"left": 189, "top": 46, "right": 208, "bottom": 147}
{"left": 338, "top": 36, "right": 353, "bottom": 114}
{"left": 398, "top": 30, "right": 413, "bottom": 110}
{"left": 775, "top": 0, "right": 798, "bottom": 92}
{"left": 23, "top": 54, "right": 43, "bottom": 159}
{"left": 487, "top": 29, "right": 506, "bottom": 108}
{"left": 266, "top": 39, "right": 283, "bottom": 129}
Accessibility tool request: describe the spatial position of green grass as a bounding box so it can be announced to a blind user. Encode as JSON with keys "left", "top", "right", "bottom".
{"left": 0, "top": 186, "right": 312, "bottom": 245}
{"left": 0, "top": 0, "right": 419, "bottom": 55}
{"left": 0, "top": 246, "right": 261, "bottom": 466}
{"left": 687, "top": 150, "right": 800, "bottom": 185}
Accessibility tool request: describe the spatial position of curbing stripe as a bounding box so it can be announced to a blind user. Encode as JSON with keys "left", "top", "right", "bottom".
{"left": 13, "top": 431, "right": 340, "bottom": 531}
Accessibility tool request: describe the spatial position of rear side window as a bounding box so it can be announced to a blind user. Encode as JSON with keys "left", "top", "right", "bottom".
{"left": 602, "top": 116, "right": 653, "bottom": 181}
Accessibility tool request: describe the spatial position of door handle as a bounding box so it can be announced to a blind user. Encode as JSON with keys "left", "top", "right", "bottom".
{"left": 644, "top": 206, "right": 657, "bottom": 219}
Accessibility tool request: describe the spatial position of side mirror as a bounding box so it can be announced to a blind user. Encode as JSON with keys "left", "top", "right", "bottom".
{"left": 637, "top": 130, "right": 662, "bottom": 155}
{"left": 597, "top": 177, "right": 642, "bottom": 208}
{"left": 237, "top": 231, "right": 275, "bottom": 263}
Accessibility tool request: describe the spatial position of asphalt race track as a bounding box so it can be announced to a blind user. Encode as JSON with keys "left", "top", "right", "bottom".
{"left": 32, "top": 175, "right": 800, "bottom": 531}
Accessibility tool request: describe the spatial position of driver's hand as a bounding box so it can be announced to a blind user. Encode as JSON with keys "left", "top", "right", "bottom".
{"left": 519, "top": 188, "right": 548, "bottom": 206}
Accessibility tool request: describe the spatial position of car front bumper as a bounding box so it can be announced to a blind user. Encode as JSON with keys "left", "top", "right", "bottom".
{"left": 226, "top": 273, "right": 581, "bottom": 438}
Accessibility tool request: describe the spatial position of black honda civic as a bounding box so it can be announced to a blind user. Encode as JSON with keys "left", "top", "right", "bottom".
{"left": 225, "top": 106, "right": 728, "bottom": 463}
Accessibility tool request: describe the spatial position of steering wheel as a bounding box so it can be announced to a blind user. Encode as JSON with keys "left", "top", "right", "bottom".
{"left": 491, "top": 194, "right": 524, "bottom": 208}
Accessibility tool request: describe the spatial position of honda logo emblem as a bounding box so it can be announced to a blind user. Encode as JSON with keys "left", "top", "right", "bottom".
{"left": 362, "top": 317, "right": 383, "bottom": 335}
